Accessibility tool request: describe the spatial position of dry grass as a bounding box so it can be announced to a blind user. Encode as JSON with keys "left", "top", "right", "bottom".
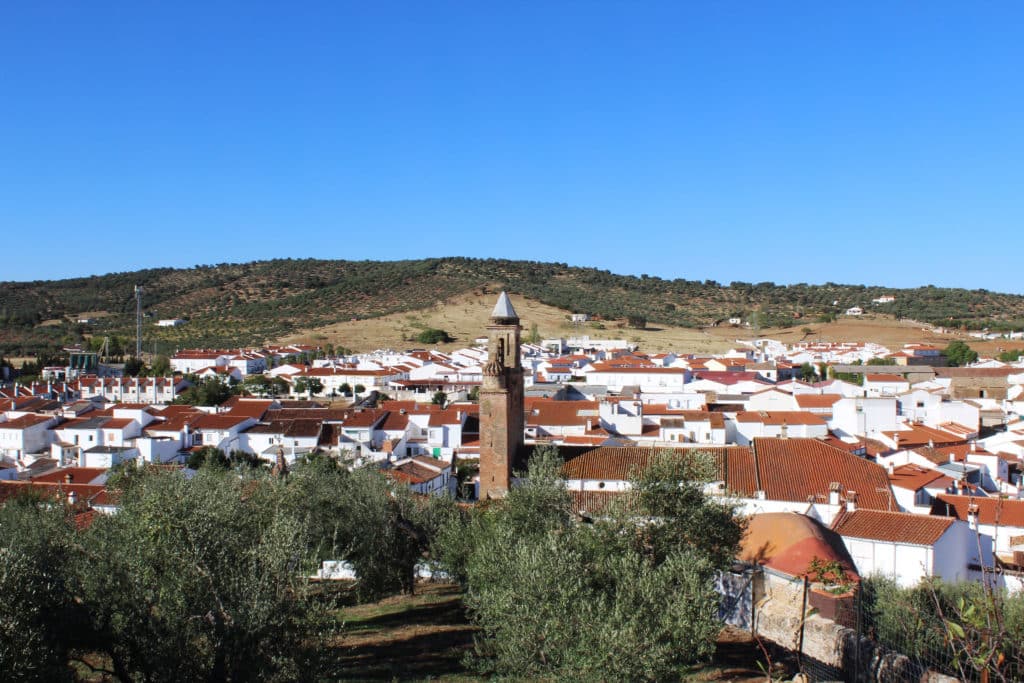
{"left": 280, "top": 294, "right": 1024, "bottom": 358}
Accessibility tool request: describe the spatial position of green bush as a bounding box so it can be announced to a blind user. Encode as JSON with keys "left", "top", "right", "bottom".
{"left": 416, "top": 328, "right": 453, "bottom": 344}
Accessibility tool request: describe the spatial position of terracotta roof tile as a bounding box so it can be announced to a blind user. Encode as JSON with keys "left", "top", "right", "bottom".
{"left": 750, "top": 438, "right": 895, "bottom": 510}
{"left": 832, "top": 509, "right": 953, "bottom": 545}
{"left": 933, "top": 494, "right": 1024, "bottom": 528}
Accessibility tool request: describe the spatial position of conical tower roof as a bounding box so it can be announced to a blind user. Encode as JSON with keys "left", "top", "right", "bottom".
{"left": 491, "top": 291, "right": 518, "bottom": 320}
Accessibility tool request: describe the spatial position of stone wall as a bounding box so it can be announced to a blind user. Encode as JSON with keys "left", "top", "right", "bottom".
{"left": 751, "top": 570, "right": 957, "bottom": 683}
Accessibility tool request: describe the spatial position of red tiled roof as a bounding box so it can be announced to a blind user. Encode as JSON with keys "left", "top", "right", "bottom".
{"left": 101, "top": 418, "right": 134, "bottom": 430}
{"left": 933, "top": 495, "right": 1024, "bottom": 528}
{"left": 525, "top": 399, "right": 599, "bottom": 427}
{"left": 832, "top": 509, "right": 953, "bottom": 546}
{"left": 736, "top": 411, "right": 826, "bottom": 426}
{"left": 380, "top": 401, "right": 440, "bottom": 413}
{"left": 339, "top": 409, "right": 387, "bottom": 428}
{"left": 568, "top": 490, "right": 623, "bottom": 515}
{"left": 865, "top": 374, "right": 908, "bottom": 383}
{"left": 387, "top": 462, "right": 442, "bottom": 485}
{"left": 0, "top": 414, "right": 54, "bottom": 430}
{"left": 889, "top": 463, "right": 946, "bottom": 491}
{"left": 191, "top": 414, "right": 254, "bottom": 430}
{"left": 225, "top": 399, "right": 275, "bottom": 419}
{"left": 750, "top": 438, "right": 895, "bottom": 510}
{"left": 913, "top": 443, "right": 993, "bottom": 466}
{"left": 795, "top": 394, "right": 843, "bottom": 409}
{"left": 31, "top": 467, "right": 108, "bottom": 484}
{"left": 693, "top": 371, "right": 766, "bottom": 384}
{"left": 428, "top": 409, "right": 465, "bottom": 426}
{"left": 379, "top": 412, "right": 410, "bottom": 431}
{"left": 884, "top": 424, "right": 965, "bottom": 449}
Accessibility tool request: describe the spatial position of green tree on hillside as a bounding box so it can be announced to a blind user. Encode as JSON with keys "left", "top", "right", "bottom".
{"left": 416, "top": 328, "right": 453, "bottom": 344}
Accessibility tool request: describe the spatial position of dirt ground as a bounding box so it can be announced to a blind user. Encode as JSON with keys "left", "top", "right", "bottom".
{"left": 280, "top": 293, "right": 1024, "bottom": 358}
{"left": 325, "top": 583, "right": 785, "bottom": 683}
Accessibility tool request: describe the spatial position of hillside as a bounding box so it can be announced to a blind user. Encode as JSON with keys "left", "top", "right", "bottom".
{"left": 2, "top": 257, "right": 1023, "bottom": 358}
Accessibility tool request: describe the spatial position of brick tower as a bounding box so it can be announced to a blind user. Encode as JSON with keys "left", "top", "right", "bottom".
{"left": 479, "top": 292, "right": 524, "bottom": 499}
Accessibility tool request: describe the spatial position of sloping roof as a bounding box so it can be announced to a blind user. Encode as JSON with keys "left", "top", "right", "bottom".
{"left": 557, "top": 438, "right": 895, "bottom": 509}
{"left": 889, "top": 463, "right": 946, "bottom": 491}
{"left": 31, "top": 467, "right": 108, "bottom": 485}
{"left": 191, "top": 414, "right": 253, "bottom": 430}
{"left": 568, "top": 490, "right": 625, "bottom": 516}
{"left": 865, "top": 374, "right": 908, "bottom": 383}
{"left": 339, "top": 409, "right": 388, "bottom": 428}
{"left": 750, "top": 438, "right": 895, "bottom": 510}
{"left": 795, "top": 394, "right": 843, "bottom": 409}
{"left": 0, "top": 414, "right": 54, "bottom": 430}
{"left": 387, "top": 462, "right": 442, "bottom": 485}
{"left": 735, "top": 411, "right": 827, "bottom": 426}
{"left": 525, "top": 399, "right": 599, "bottom": 427}
{"left": 379, "top": 412, "right": 410, "bottom": 431}
{"left": 913, "top": 443, "right": 993, "bottom": 466}
{"left": 933, "top": 494, "right": 1024, "bottom": 528}
{"left": 491, "top": 291, "right": 518, "bottom": 319}
{"left": 883, "top": 424, "right": 965, "bottom": 449}
{"left": 832, "top": 509, "right": 953, "bottom": 546}
{"left": 225, "top": 399, "right": 275, "bottom": 419}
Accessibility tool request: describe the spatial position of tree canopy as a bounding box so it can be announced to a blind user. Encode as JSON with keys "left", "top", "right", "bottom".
{"left": 944, "top": 341, "right": 979, "bottom": 367}
{"left": 435, "top": 447, "right": 744, "bottom": 681}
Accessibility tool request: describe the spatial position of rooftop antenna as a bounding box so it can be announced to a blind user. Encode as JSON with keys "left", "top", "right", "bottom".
{"left": 134, "top": 284, "right": 144, "bottom": 359}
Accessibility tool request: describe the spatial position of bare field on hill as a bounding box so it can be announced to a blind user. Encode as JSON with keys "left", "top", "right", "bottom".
{"left": 281, "top": 296, "right": 1024, "bottom": 357}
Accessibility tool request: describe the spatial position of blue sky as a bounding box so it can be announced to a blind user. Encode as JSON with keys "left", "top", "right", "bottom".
{"left": 2, "top": 2, "right": 1022, "bottom": 292}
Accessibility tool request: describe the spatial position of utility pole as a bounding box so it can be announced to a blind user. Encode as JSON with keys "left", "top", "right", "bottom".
{"left": 134, "top": 285, "right": 144, "bottom": 359}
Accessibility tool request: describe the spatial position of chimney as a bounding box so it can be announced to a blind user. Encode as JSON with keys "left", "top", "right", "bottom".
{"left": 887, "top": 462, "right": 895, "bottom": 475}
{"left": 780, "top": 422, "right": 788, "bottom": 439}
{"left": 949, "top": 453, "right": 956, "bottom": 464}
{"left": 928, "top": 439, "right": 934, "bottom": 449}
{"left": 829, "top": 481, "right": 842, "bottom": 506}
{"left": 64, "top": 473, "right": 73, "bottom": 484}
{"left": 894, "top": 433, "right": 900, "bottom": 448}
{"left": 846, "top": 491, "right": 858, "bottom": 512}
{"left": 968, "top": 503, "right": 979, "bottom": 530}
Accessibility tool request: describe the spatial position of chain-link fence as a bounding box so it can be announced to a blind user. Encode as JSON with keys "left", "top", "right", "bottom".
{"left": 795, "top": 579, "right": 1024, "bottom": 683}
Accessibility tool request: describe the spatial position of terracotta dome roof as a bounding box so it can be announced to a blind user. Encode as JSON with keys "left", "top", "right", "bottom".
{"left": 739, "top": 512, "right": 859, "bottom": 581}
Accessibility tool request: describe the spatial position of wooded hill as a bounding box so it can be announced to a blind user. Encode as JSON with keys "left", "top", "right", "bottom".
{"left": 2, "top": 257, "right": 1022, "bottom": 358}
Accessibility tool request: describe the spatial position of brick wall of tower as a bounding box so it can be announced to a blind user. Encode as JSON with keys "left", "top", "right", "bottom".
{"left": 479, "top": 387, "right": 512, "bottom": 498}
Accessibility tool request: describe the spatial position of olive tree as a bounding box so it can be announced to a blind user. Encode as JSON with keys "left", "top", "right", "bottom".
{"left": 0, "top": 495, "right": 85, "bottom": 682}
{"left": 444, "top": 447, "right": 743, "bottom": 681}
{"left": 76, "top": 469, "right": 324, "bottom": 683}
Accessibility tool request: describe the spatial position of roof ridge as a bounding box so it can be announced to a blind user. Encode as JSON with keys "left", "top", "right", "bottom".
{"left": 751, "top": 439, "right": 762, "bottom": 493}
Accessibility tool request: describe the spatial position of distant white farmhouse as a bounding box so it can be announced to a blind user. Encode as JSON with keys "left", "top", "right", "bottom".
{"left": 845, "top": 307, "right": 864, "bottom": 316}
{"left": 157, "top": 319, "right": 187, "bottom": 327}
